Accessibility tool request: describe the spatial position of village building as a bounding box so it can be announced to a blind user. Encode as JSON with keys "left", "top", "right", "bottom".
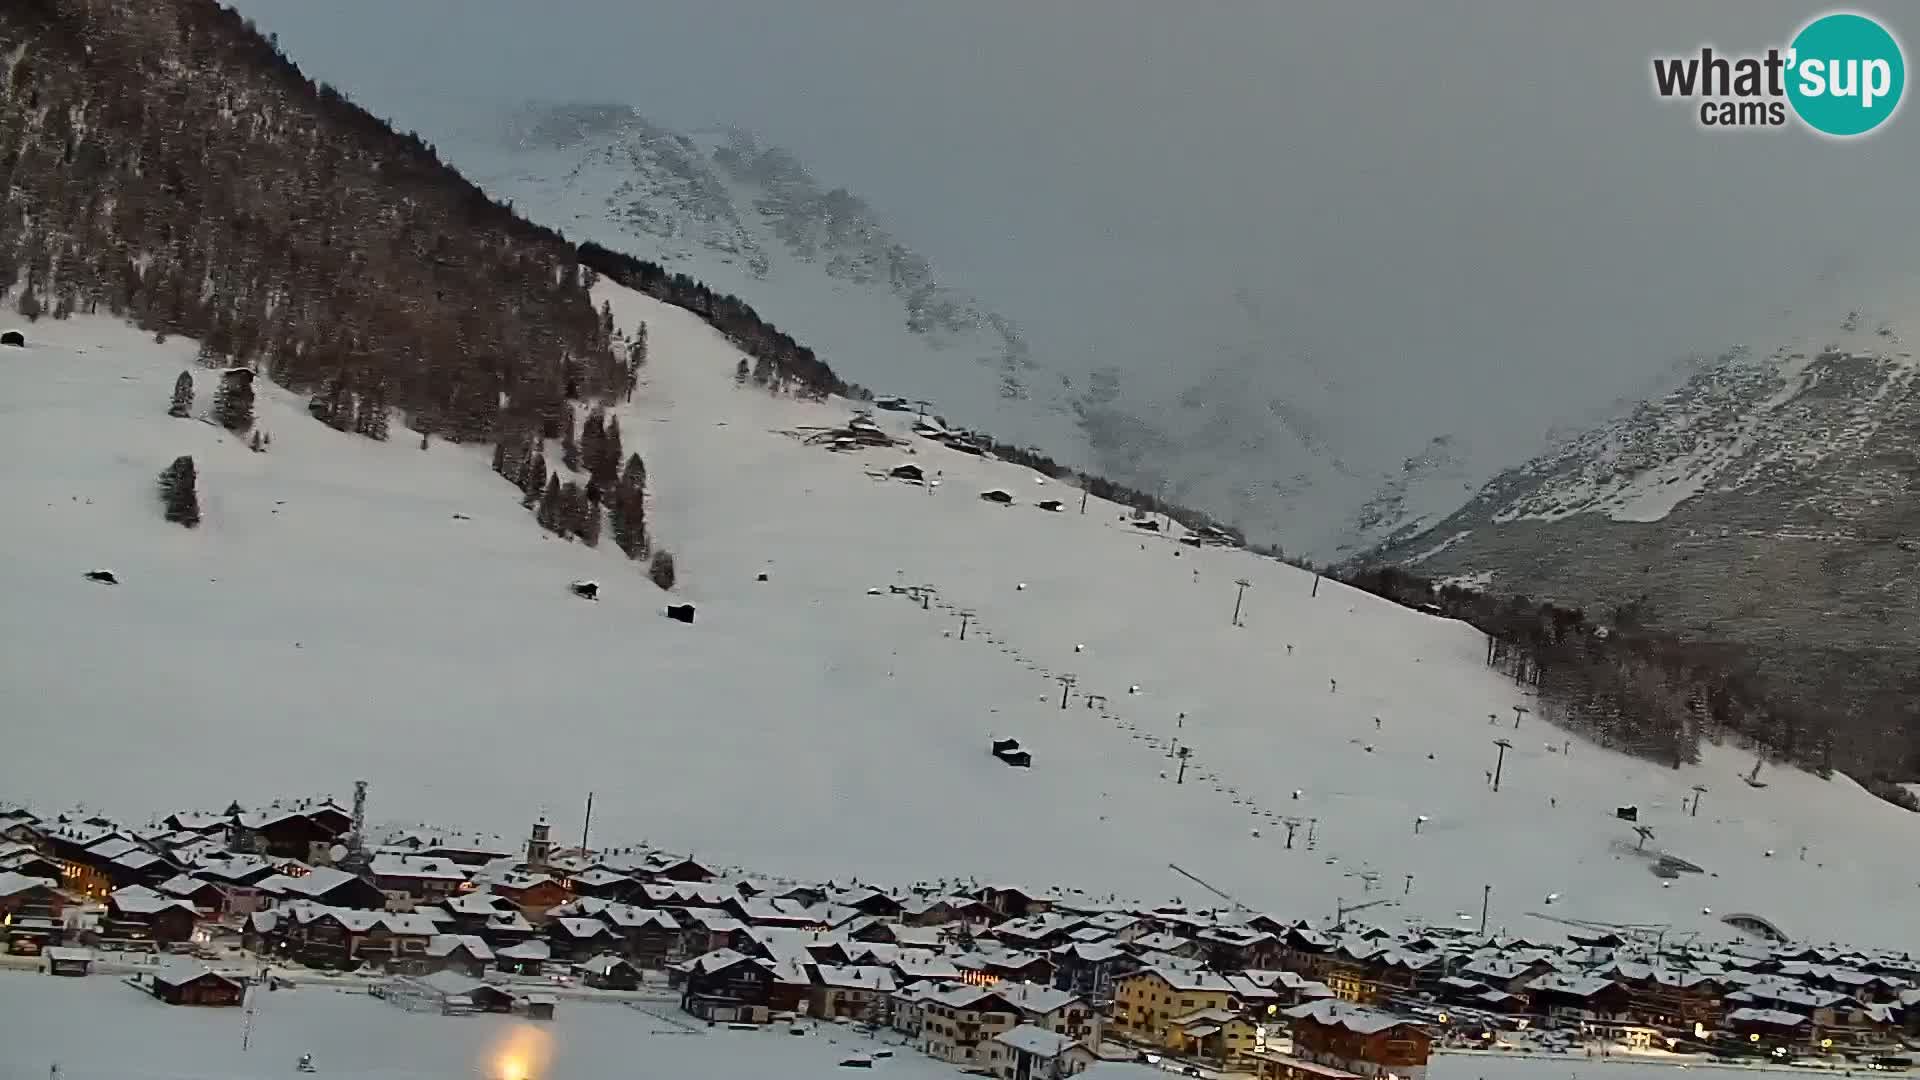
{"left": 676, "top": 948, "right": 774, "bottom": 1024}
{"left": 44, "top": 946, "right": 93, "bottom": 977}
{"left": 809, "top": 964, "right": 898, "bottom": 1022}
{"left": 1110, "top": 967, "right": 1238, "bottom": 1045}
{"left": 577, "top": 952, "right": 644, "bottom": 991}
{"left": 368, "top": 853, "right": 471, "bottom": 910}
{"left": 1283, "top": 1000, "right": 1432, "bottom": 1080}
{"left": 547, "top": 916, "right": 624, "bottom": 962}
{"left": 155, "top": 873, "right": 230, "bottom": 914}
{"left": 425, "top": 934, "right": 494, "bottom": 976}
{"left": 496, "top": 938, "right": 553, "bottom": 976}
{"left": 254, "top": 865, "right": 388, "bottom": 910}
{"left": 989, "top": 1024, "right": 1098, "bottom": 1080}
{"left": 0, "top": 870, "right": 68, "bottom": 954}
{"left": 147, "top": 959, "right": 244, "bottom": 1006}
{"left": 274, "top": 904, "right": 437, "bottom": 972}
{"left": 917, "top": 984, "right": 1024, "bottom": 1068}
{"left": 99, "top": 884, "right": 200, "bottom": 948}
{"left": 1052, "top": 941, "right": 1138, "bottom": 1007}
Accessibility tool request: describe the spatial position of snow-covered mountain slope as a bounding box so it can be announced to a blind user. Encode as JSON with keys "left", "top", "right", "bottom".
{"left": 436, "top": 103, "right": 1483, "bottom": 560}
{"left": 445, "top": 104, "right": 1066, "bottom": 457}
{"left": 1365, "top": 296, "right": 1920, "bottom": 782}
{"left": 4, "top": 294, "right": 1917, "bottom": 949}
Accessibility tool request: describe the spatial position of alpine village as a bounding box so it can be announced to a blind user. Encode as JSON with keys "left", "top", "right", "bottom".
{"left": 2, "top": 790, "right": 1916, "bottom": 1080}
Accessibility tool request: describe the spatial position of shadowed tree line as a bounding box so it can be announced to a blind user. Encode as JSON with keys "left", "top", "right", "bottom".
{"left": 1341, "top": 565, "right": 1920, "bottom": 809}
{"left": 1, "top": 0, "right": 621, "bottom": 447}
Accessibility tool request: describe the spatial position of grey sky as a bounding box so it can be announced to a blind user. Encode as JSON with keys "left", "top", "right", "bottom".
{"left": 232, "top": 0, "right": 1920, "bottom": 533}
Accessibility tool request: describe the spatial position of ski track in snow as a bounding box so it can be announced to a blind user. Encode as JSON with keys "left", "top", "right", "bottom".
{"left": 1, "top": 285, "right": 1916, "bottom": 952}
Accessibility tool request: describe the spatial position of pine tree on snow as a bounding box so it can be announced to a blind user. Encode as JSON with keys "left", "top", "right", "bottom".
{"left": 580, "top": 408, "right": 605, "bottom": 480}
{"left": 594, "top": 413, "right": 621, "bottom": 491}
{"left": 560, "top": 404, "right": 580, "bottom": 472}
{"left": 521, "top": 453, "right": 548, "bottom": 507}
{"left": 539, "top": 473, "right": 562, "bottom": 530}
{"left": 212, "top": 369, "right": 254, "bottom": 431}
{"left": 491, "top": 440, "right": 507, "bottom": 476}
{"left": 578, "top": 495, "right": 602, "bottom": 547}
{"left": 157, "top": 455, "right": 200, "bottom": 527}
{"left": 168, "top": 372, "right": 194, "bottom": 418}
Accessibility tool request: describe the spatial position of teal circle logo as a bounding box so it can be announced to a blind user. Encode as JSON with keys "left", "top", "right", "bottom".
{"left": 1787, "top": 12, "right": 1905, "bottom": 137}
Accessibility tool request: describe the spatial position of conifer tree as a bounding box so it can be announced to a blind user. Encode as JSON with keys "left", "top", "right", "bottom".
{"left": 648, "top": 549, "right": 676, "bottom": 590}
{"left": 579, "top": 498, "right": 602, "bottom": 547}
{"left": 580, "top": 408, "right": 605, "bottom": 480}
{"left": 560, "top": 404, "right": 580, "bottom": 472}
{"left": 539, "top": 473, "right": 562, "bottom": 530}
{"left": 521, "top": 453, "right": 548, "bottom": 506}
{"left": 168, "top": 371, "right": 194, "bottom": 418}
{"left": 492, "top": 440, "right": 507, "bottom": 475}
{"left": 598, "top": 415, "right": 623, "bottom": 491}
{"left": 157, "top": 455, "right": 200, "bottom": 527}
{"left": 212, "top": 369, "right": 254, "bottom": 431}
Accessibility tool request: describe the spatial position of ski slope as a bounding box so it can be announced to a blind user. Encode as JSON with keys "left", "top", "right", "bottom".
{"left": 1, "top": 290, "right": 1915, "bottom": 950}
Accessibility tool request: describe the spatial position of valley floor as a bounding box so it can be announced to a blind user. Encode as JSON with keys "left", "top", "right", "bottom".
{"left": 0, "top": 974, "right": 1856, "bottom": 1080}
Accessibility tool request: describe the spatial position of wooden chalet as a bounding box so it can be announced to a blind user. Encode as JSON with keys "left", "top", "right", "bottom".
{"left": 577, "top": 953, "right": 644, "bottom": 991}
{"left": 0, "top": 870, "right": 68, "bottom": 954}
{"left": 1284, "top": 1000, "right": 1431, "bottom": 1080}
{"left": 548, "top": 916, "right": 624, "bottom": 962}
{"left": 148, "top": 959, "right": 244, "bottom": 1006}
{"left": 100, "top": 885, "right": 199, "bottom": 948}
{"left": 426, "top": 934, "right": 494, "bottom": 976}
{"left": 677, "top": 949, "right": 774, "bottom": 1024}
{"left": 44, "top": 946, "right": 93, "bottom": 977}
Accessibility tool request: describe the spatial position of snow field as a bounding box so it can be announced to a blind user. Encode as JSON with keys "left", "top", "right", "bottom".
{"left": 0, "top": 287, "right": 1915, "bottom": 951}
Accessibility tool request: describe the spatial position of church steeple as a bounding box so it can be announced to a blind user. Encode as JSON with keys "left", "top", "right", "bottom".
{"left": 526, "top": 814, "right": 552, "bottom": 870}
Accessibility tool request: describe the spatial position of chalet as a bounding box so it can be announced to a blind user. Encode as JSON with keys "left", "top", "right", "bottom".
{"left": 918, "top": 984, "right": 1024, "bottom": 1068}
{"left": 278, "top": 905, "right": 437, "bottom": 973}
{"left": 995, "top": 914, "right": 1087, "bottom": 951}
{"left": 956, "top": 946, "right": 1053, "bottom": 987}
{"left": 990, "top": 1024, "right": 1097, "bottom": 1080}
{"left": 155, "top": 873, "right": 229, "bottom": 914}
{"left": 566, "top": 868, "right": 639, "bottom": 901}
{"left": 0, "top": 871, "right": 67, "bottom": 954}
{"left": 1596, "top": 960, "right": 1725, "bottom": 1032}
{"left": 1111, "top": 968, "right": 1239, "bottom": 1044}
{"left": 548, "top": 916, "right": 624, "bottom": 961}
{"left": 1197, "top": 926, "right": 1283, "bottom": 971}
{"left": 643, "top": 854, "right": 716, "bottom": 883}
{"left": 484, "top": 872, "right": 572, "bottom": 920}
{"left": 1456, "top": 954, "right": 1555, "bottom": 996}
{"left": 438, "top": 889, "right": 523, "bottom": 934}
{"left": 1245, "top": 1050, "right": 1364, "bottom": 1080}
{"left": 100, "top": 885, "right": 199, "bottom": 947}
{"left": 577, "top": 953, "right": 644, "bottom": 991}
{"left": 1234, "top": 970, "right": 1336, "bottom": 1010}
{"left": 255, "top": 866, "right": 387, "bottom": 910}
{"left": 676, "top": 908, "right": 750, "bottom": 961}
{"left": 902, "top": 894, "right": 994, "bottom": 928}
{"left": 524, "top": 992, "right": 557, "bottom": 1021}
{"left": 833, "top": 886, "right": 906, "bottom": 921}
{"left": 1051, "top": 942, "right": 1137, "bottom": 1007}
{"left": 983, "top": 883, "right": 1059, "bottom": 914}
{"left": 148, "top": 959, "right": 244, "bottom": 1006}
{"left": 810, "top": 964, "right": 898, "bottom": 1022}
{"left": 0, "top": 845, "right": 62, "bottom": 882}
{"left": 230, "top": 805, "right": 351, "bottom": 863}
{"left": 1284, "top": 1000, "right": 1431, "bottom": 1080}
{"left": 426, "top": 934, "right": 494, "bottom": 976}
{"left": 44, "top": 946, "right": 93, "bottom": 976}
{"left": 400, "top": 971, "right": 516, "bottom": 1014}
{"left": 369, "top": 853, "right": 471, "bottom": 910}
{"left": 678, "top": 949, "right": 774, "bottom": 1023}
{"left": 998, "top": 983, "right": 1099, "bottom": 1044}
{"left": 594, "top": 904, "right": 680, "bottom": 968}
{"left": 1524, "top": 972, "right": 1631, "bottom": 1024}
{"left": 1724, "top": 1006, "right": 1812, "bottom": 1052}
{"left": 496, "top": 939, "right": 553, "bottom": 976}
{"left": 1166, "top": 1008, "right": 1263, "bottom": 1065}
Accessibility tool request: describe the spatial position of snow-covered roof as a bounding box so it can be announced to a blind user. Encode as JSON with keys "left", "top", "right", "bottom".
{"left": 427, "top": 934, "right": 494, "bottom": 960}
{"left": 108, "top": 885, "right": 198, "bottom": 917}
{"left": 1726, "top": 1006, "right": 1810, "bottom": 1028}
{"left": 575, "top": 953, "right": 637, "bottom": 977}
{"left": 497, "top": 940, "right": 552, "bottom": 961}
{"left": 993, "top": 1024, "right": 1080, "bottom": 1058}
{"left": 1282, "top": 1000, "right": 1414, "bottom": 1035}
{"left": 996, "top": 982, "right": 1082, "bottom": 1016}
{"left": 0, "top": 870, "right": 59, "bottom": 898}
{"left": 814, "top": 965, "right": 897, "bottom": 992}
{"left": 151, "top": 958, "right": 238, "bottom": 989}
{"left": 369, "top": 853, "right": 470, "bottom": 881}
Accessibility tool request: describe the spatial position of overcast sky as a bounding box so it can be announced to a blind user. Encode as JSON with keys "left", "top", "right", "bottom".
{"left": 231, "top": 0, "right": 1920, "bottom": 512}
